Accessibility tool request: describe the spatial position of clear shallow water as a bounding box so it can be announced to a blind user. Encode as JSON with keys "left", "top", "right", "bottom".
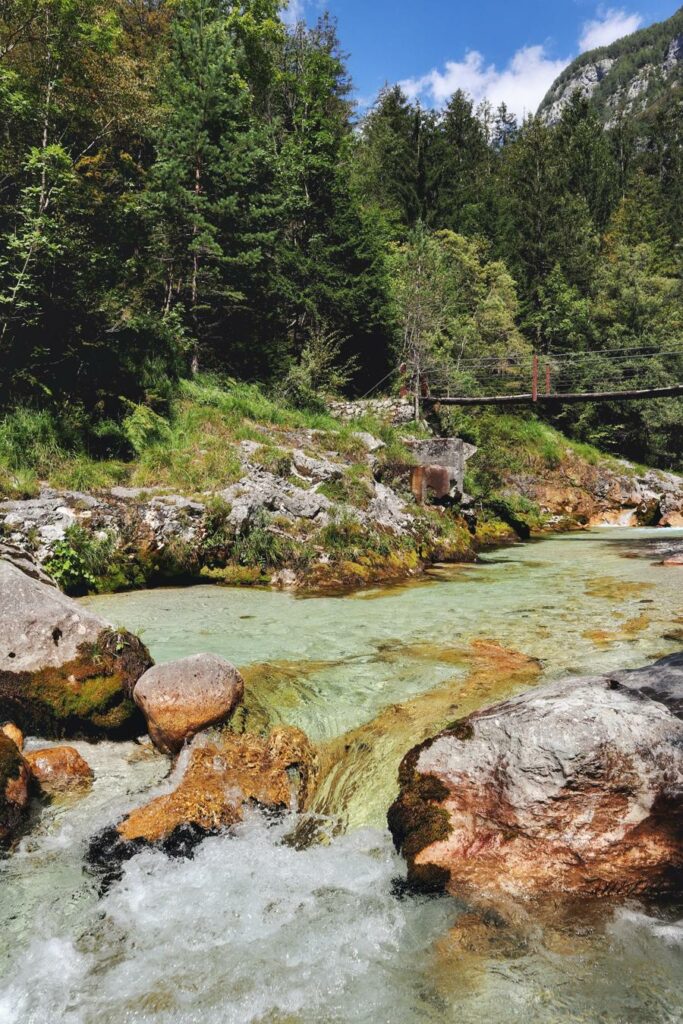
{"left": 1, "top": 529, "right": 682, "bottom": 1024}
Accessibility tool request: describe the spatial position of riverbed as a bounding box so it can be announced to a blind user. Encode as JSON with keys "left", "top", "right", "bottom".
{"left": 1, "top": 528, "right": 682, "bottom": 1023}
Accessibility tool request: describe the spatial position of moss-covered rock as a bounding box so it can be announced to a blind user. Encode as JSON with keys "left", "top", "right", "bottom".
{"left": 0, "top": 629, "right": 149, "bottom": 739}
{"left": 0, "top": 556, "right": 151, "bottom": 738}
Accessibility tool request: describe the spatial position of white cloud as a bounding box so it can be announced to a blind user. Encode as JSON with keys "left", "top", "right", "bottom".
{"left": 579, "top": 7, "right": 643, "bottom": 51}
{"left": 400, "top": 44, "right": 571, "bottom": 120}
{"left": 281, "top": 0, "right": 305, "bottom": 27}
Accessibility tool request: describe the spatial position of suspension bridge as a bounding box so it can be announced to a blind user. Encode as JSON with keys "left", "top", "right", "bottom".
{"left": 397, "top": 346, "right": 683, "bottom": 412}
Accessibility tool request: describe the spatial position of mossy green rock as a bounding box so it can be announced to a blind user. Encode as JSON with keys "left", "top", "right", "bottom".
{"left": 0, "top": 559, "right": 150, "bottom": 738}
{"left": 0, "top": 629, "right": 150, "bottom": 739}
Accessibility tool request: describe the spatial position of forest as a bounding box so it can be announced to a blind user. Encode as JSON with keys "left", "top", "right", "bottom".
{"left": 1, "top": 0, "right": 682, "bottom": 473}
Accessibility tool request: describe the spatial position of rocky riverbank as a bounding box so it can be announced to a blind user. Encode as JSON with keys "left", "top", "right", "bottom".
{"left": 2, "top": 412, "right": 683, "bottom": 598}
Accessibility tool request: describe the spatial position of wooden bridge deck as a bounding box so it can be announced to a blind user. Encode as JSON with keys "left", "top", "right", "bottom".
{"left": 423, "top": 384, "right": 683, "bottom": 407}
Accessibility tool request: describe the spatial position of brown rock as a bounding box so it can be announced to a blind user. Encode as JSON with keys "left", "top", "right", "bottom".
{"left": 25, "top": 745, "right": 93, "bottom": 795}
{"left": 89, "top": 726, "right": 317, "bottom": 865}
{"left": 663, "top": 554, "right": 683, "bottom": 566}
{"left": 389, "top": 654, "right": 683, "bottom": 901}
{"left": 0, "top": 732, "right": 30, "bottom": 845}
{"left": 133, "top": 654, "right": 244, "bottom": 754}
{"left": 1, "top": 722, "right": 23, "bottom": 750}
{"left": 119, "top": 727, "right": 316, "bottom": 843}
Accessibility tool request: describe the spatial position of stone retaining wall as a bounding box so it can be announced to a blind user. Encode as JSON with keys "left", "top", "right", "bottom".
{"left": 327, "top": 396, "right": 414, "bottom": 425}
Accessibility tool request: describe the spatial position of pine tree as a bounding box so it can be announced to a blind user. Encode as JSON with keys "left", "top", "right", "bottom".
{"left": 147, "top": 0, "right": 257, "bottom": 374}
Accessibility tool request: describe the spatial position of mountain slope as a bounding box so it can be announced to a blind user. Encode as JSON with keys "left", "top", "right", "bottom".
{"left": 539, "top": 6, "right": 683, "bottom": 126}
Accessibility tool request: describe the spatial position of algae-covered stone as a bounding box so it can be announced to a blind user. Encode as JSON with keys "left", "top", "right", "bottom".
{"left": 89, "top": 726, "right": 318, "bottom": 866}
{"left": 0, "top": 559, "right": 151, "bottom": 738}
{"left": 0, "top": 732, "right": 30, "bottom": 846}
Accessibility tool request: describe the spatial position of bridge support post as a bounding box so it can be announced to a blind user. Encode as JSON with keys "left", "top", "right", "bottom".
{"left": 532, "top": 354, "right": 538, "bottom": 402}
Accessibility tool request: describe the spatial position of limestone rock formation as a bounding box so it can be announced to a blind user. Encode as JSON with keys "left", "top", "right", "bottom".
{"left": 89, "top": 726, "right": 317, "bottom": 865}
{"left": 219, "top": 471, "right": 332, "bottom": 532}
{"left": 505, "top": 457, "right": 683, "bottom": 528}
{"left": 25, "top": 745, "right": 94, "bottom": 795}
{"left": 291, "top": 449, "right": 343, "bottom": 483}
{"left": 389, "top": 654, "right": 683, "bottom": 901}
{"left": 133, "top": 653, "right": 245, "bottom": 754}
{"left": 539, "top": 9, "right": 683, "bottom": 128}
{"left": 0, "top": 557, "right": 150, "bottom": 738}
{"left": 0, "top": 732, "right": 30, "bottom": 845}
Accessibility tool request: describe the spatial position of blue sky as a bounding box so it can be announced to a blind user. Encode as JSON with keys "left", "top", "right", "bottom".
{"left": 285, "top": 0, "right": 680, "bottom": 115}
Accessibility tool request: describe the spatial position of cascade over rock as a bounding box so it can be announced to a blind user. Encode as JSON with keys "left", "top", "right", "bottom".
{"left": 89, "top": 726, "right": 318, "bottom": 865}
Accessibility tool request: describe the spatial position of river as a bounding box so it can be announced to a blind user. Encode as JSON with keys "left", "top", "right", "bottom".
{"left": 1, "top": 528, "right": 682, "bottom": 1023}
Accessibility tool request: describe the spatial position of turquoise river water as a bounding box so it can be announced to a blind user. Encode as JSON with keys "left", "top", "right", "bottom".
{"left": 0, "top": 528, "right": 682, "bottom": 1024}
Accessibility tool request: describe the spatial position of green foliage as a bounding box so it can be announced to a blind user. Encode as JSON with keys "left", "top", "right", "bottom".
{"left": 44, "top": 528, "right": 102, "bottom": 594}
{"left": 318, "top": 463, "right": 375, "bottom": 509}
{"left": 279, "top": 325, "right": 358, "bottom": 411}
{"left": 0, "top": 0, "right": 681, "bottom": 473}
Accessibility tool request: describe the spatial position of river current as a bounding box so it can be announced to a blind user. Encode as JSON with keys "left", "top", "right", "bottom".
{"left": 1, "top": 528, "right": 682, "bottom": 1023}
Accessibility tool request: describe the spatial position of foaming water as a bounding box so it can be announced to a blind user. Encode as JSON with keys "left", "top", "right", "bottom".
{"left": 0, "top": 529, "right": 682, "bottom": 1023}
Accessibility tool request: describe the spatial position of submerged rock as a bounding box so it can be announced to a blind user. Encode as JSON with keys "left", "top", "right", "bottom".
{"left": 0, "top": 558, "right": 151, "bottom": 738}
{"left": 89, "top": 726, "right": 317, "bottom": 865}
{"left": 25, "top": 745, "right": 93, "bottom": 796}
{"left": 133, "top": 653, "right": 245, "bottom": 754}
{"left": 0, "top": 732, "right": 30, "bottom": 845}
{"left": 389, "top": 653, "right": 683, "bottom": 901}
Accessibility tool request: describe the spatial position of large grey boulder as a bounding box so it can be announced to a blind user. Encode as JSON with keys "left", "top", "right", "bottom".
{"left": 389, "top": 654, "right": 683, "bottom": 901}
{"left": 133, "top": 653, "right": 245, "bottom": 754}
{"left": 0, "top": 558, "right": 150, "bottom": 738}
{"left": 0, "top": 560, "right": 108, "bottom": 673}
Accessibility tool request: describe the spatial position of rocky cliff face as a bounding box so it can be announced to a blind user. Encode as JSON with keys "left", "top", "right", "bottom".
{"left": 539, "top": 8, "right": 683, "bottom": 127}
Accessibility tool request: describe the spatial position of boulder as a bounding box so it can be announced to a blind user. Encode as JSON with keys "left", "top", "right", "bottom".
{"left": 89, "top": 726, "right": 317, "bottom": 865}
{"left": 389, "top": 654, "right": 683, "bottom": 901}
{"left": 353, "top": 431, "right": 385, "bottom": 453}
{"left": 0, "top": 732, "right": 30, "bottom": 846}
{"left": 0, "top": 559, "right": 151, "bottom": 738}
{"left": 0, "top": 540, "right": 56, "bottom": 588}
{"left": 133, "top": 653, "right": 244, "bottom": 754}
{"left": 25, "top": 745, "right": 93, "bottom": 796}
{"left": 291, "top": 449, "right": 343, "bottom": 483}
